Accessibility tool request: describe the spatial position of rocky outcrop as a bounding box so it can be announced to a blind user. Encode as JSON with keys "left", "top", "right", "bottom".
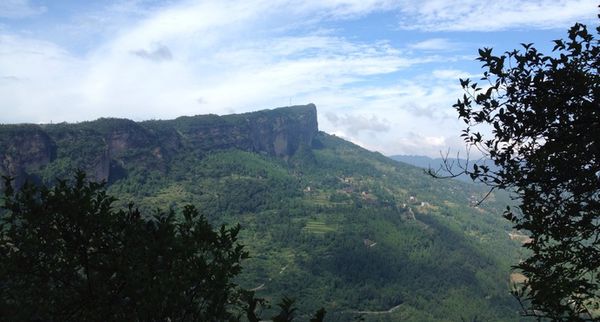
{"left": 90, "top": 147, "right": 110, "bottom": 182}
{"left": 0, "top": 125, "right": 56, "bottom": 187}
{"left": 100, "top": 119, "right": 157, "bottom": 157}
{"left": 0, "top": 104, "right": 319, "bottom": 184}
{"left": 248, "top": 104, "right": 318, "bottom": 157}
{"left": 177, "top": 104, "right": 318, "bottom": 158}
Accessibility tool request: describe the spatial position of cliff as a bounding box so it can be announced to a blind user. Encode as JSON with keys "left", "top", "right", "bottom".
{"left": 168, "top": 104, "right": 317, "bottom": 157}
{"left": 0, "top": 104, "right": 318, "bottom": 185}
{"left": 0, "top": 125, "right": 56, "bottom": 187}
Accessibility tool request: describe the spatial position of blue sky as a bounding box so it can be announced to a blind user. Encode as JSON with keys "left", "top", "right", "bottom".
{"left": 0, "top": 0, "right": 597, "bottom": 156}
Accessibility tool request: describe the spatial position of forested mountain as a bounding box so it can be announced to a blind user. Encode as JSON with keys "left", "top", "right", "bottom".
{"left": 0, "top": 105, "right": 526, "bottom": 321}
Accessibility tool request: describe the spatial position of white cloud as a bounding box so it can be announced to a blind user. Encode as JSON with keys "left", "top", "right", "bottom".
{"left": 296, "top": 66, "right": 475, "bottom": 157}
{"left": 2, "top": 0, "right": 587, "bottom": 156}
{"left": 392, "top": 132, "right": 467, "bottom": 157}
{"left": 408, "top": 38, "right": 460, "bottom": 51}
{"left": 289, "top": 0, "right": 396, "bottom": 19}
{"left": 0, "top": 18, "right": 467, "bottom": 156}
{"left": 431, "top": 69, "right": 474, "bottom": 80}
{"left": 0, "top": 0, "right": 45, "bottom": 19}
{"left": 0, "top": 0, "right": 436, "bottom": 123}
{"left": 396, "top": 0, "right": 598, "bottom": 31}
{"left": 0, "top": 34, "right": 88, "bottom": 123}
{"left": 326, "top": 112, "right": 390, "bottom": 134}
{"left": 398, "top": 132, "right": 446, "bottom": 148}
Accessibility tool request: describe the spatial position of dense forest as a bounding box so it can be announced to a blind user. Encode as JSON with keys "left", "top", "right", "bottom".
{"left": 0, "top": 107, "right": 527, "bottom": 321}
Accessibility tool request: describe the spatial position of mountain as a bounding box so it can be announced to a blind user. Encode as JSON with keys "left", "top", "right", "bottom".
{"left": 0, "top": 104, "right": 317, "bottom": 187}
{"left": 390, "top": 155, "right": 500, "bottom": 183}
{"left": 0, "top": 105, "right": 525, "bottom": 321}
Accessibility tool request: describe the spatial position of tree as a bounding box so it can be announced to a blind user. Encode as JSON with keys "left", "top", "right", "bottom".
{"left": 0, "top": 172, "right": 325, "bottom": 321}
{"left": 444, "top": 15, "right": 599, "bottom": 321}
{"left": 0, "top": 172, "right": 247, "bottom": 321}
{"left": 272, "top": 296, "right": 299, "bottom": 322}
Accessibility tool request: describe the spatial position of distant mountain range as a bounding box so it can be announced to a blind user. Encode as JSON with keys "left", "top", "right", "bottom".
{"left": 0, "top": 105, "right": 522, "bottom": 321}
{"left": 389, "top": 154, "right": 500, "bottom": 183}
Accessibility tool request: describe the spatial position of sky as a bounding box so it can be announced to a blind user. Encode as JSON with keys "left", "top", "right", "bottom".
{"left": 0, "top": 0, "right": 597, "bottom": 157}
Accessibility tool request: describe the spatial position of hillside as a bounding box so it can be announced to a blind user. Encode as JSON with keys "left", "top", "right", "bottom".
{"left": 0, "top": 105, "right": 526, "bottom": 321}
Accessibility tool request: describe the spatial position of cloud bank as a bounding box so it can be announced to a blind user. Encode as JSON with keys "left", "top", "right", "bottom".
{"left": 0, "top": 0, "right": 597, "bottom": 156}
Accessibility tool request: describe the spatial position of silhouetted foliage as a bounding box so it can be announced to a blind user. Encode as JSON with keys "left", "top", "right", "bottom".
{"left": 0, "top": 172, "right": 328, "bottom": 321}
{"left": 443, "top": 15, "right": 600, "bottom": 321}
{"left": 0, "top": 171, "right": 247, "bottom": 321}
{"left": 309, "top": 308, "right": 327, "bottom": 322}
{"left": 272, "top": 296, "right": 298, "bottom": 322}
{"left": 240, "top": 290, "right": 267, "bottom": 322}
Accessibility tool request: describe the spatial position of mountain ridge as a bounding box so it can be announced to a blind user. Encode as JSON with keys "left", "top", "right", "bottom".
{"left": 0, "top": 104, "right": 523, "bottom": 321}
{"left": 0, "top": 104, "right": 318, "bottom": 187}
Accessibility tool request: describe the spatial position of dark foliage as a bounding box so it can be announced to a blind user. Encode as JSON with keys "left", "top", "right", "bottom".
{"left": 0, "top": 104, "right": 526, "bottom": 319}
{"left": 0, "top": 172, "right": 327, "bottom": 321}
{"left": 446, "top": 15, "right": 600, "bottom": 321}
{"left": 0, "top": 172, "right": 247, "bottom": 321}
{"left": 272, "top": 296, "right": 299, "bottom": 322}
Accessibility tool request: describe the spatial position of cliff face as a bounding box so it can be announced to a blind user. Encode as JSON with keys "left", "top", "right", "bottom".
{"left": 249, "top": 104, "right": 317, "bottom": 157}
{"left": 177, "top": 104, "right": 318, "bottom": 158}
{"left": 0, "top": 126, "right": 56, "bottom": 187}
{"left": 0, "top": 104, "right": 318, "bottom": 185}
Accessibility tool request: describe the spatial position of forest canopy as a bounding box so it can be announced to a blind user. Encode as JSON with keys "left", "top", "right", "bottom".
{"left": 0, "top": 172, "right": 325, "bottom": 321}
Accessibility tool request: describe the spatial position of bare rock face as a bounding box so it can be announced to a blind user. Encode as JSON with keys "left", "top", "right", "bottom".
{"left": 248, "top": 104, "right": 318, "bottom": 158}
{"left": 0, "top": 104, "right": 319, "bottom": 184}
{"left": 0, "top": 125, "right": 56, "bottom": 187}
{"left": 90, "top": 147, "right": 110, "bottom": 182}
{"left": 178, "top": 104, "right": 318, "bottom": 158}
{"left": 103, "top": 119, "right": 156, "bottom": 157}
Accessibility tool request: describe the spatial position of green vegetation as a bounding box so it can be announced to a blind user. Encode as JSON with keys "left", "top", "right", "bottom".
{"left": 47, "top": 137, "right": 521, "bottom": 320}
{"left": 0, "top": 106, "right": 526, "bottom": 321}
{"left": 449, "top": 18, "right": 599, "bottom": 321}
{"left": 303, "top": 220, "right": 337, "bottom": 234}
{"left": 0, "top": 173, "right": 246, "bottom": 321}
{"left": 0, "top": 173, "right": 328, "bottom": 321}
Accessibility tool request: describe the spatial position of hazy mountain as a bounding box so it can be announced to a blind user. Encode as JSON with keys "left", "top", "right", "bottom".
{"left": 0, "top": 105, "right": 524, "bottom": 321}
{"left": 390, "top": 155, "right": 500, "bottom": 183}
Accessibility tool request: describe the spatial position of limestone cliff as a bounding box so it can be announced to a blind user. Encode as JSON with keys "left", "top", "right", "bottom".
{"left": 0, "top": 104, "right": 319, "bottom": 185}
{"left": 0, "top": 125, "right": 56, "bottom": 187}
{"left": 174, "top": 104, "right": 318, "bottom": 158}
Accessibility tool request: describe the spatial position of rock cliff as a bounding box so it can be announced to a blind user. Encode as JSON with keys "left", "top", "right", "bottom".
{"left": 0, "top": 125, "right": 56, "bottom": 187}
{"left": 0, "top": 104, "right": 319, "bottom": 185}
{"left": 174, "top": 104, "right": 317, "bottom": 157}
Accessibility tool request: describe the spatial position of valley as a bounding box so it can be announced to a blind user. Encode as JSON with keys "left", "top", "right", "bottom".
{"left": 0, "top": 105, "right": 527, "bottom": 321}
